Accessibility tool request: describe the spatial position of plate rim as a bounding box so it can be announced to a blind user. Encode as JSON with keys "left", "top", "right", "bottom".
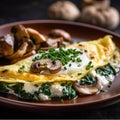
{"left": 0, "top": 19, "right": 120, "bottom": 37}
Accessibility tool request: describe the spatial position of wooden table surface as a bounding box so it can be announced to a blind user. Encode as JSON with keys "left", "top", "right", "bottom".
{"left": 0, "top": 0, "right": 120, "bottom": 119}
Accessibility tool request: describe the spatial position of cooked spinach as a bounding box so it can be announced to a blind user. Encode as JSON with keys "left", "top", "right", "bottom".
{"left": 11, "top": 83, "right": 33, "bottom": 100}
{"left": 34, "top": 91, "right": 40, "bottom": 101}
{"left": 19, "top": 90, "right": 33, "bottom": 100}
{"left": 80, "top": 74, "right": 97, "bottom": 85}
{"left": 96, "top": 64, "right": 117, "bottom": 77}
{"left": 39, "top": 83, "right": 51, "bottom": 96}
{"left": 49, "top": 95, "right": 60, "bottom": 100}
{"left": 11, "top": 83, "right": 24, "bottom": 94}
{"left": 0, "top": 82, "right": 9, "bottom": 93}
{"left": 62, "top": 83, "right": 77, "bottom": 99}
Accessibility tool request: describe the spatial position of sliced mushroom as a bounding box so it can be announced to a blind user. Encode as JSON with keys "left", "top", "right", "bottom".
{"left": 30, "top": 59, "right": 51, "bottom": 73}
{"left": 27, "top": 28, "right": 46, "bottom": 44}
{"left": 11, "top": 25, "right": 30, "bottom": 44}
{"left": 26, "top": 39, "right": 36, "bottom": 53}
{"left": 6, "top": 42, "right": 28, "bottom": 60}
{"left": 10, "top": 50, "right": 36, "bottom": 64}
{"left": 49, "top": 29, "right": 71, "bottom": 41}
{"left": 73, "top": 78, "right": 102, "bottom": 95}
{"left": 30, "top": 59, "right": 62, "bottom": 74}
{"left": 49, "top": 60, "right": 62, "bottom": 74}
{"left": 46, "top": 37, "right": 63, "bottom": 48}
{"left": 0, "top": 34, "right": 14, "bottom": 57}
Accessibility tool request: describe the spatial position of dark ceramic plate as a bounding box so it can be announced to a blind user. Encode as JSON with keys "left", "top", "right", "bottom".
{"left": 0, "top": 20, "right": 120, "bottom": 113}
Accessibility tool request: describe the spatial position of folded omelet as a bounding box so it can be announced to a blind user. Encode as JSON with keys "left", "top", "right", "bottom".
{"left": 0, "top": 35, "right": 119, "bottom": 101}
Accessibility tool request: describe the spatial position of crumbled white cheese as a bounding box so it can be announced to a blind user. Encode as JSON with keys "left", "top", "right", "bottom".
{"left": 50, "top": 83, "right": 64, "bottom": 97}
{"left": 91, "top": 70, "right": 109, "bottom": 86}
{"left": 23, "top": 83, "right": 38, "bottom": 94}
{"left": 39, "top": 93, "right": 50, "bottom": 101}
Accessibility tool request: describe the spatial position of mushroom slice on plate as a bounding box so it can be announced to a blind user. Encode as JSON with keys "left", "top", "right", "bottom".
{"left": 11, "top": 25, "right": 30, "bottom": 43}
{"left": 49, "top": 60, "right": 62, "bottom": 74}
{"left": 30, "top": 59, "right": 62, "bottom": 74}
{"left": 0, "top": 34, "right": 14, "bottom": 56}
{"left": 46, "top": 37, "right": 63, "bottom": 48}
{"left": 11, "top": 50, "right": 36, "bottom": 64}
{"left": 27, "top": 28, "right": 46, "bottom": 44}
{"left": 74, "top": 75, "right": 102, "bottom": 95}
{"left": 49, "top": 29, "right": 72, "bottom": 41}
{"left": 26, "top": 39, "right": 36, "bottom": 53}
{"left": 6, "top": 42, "right": 28, "bottom": 60}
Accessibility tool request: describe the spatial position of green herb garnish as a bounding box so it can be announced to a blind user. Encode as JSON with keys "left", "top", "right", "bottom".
{"left": 78, "top": 73, "right": 82, "bottom": 76}
{"left": 18, "top": 65, "right": 25, "bottom": 73}
{"left": 33, "top": 48, "right": 84, "bottom": 67}
{"left": 86, "top": 61, "right": 93, "bottom": 70}
{"left": 80, "top": 74, "right": 96, "bottom": 85}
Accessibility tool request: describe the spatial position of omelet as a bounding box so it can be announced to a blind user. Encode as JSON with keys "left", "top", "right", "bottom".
{"left": 0, "top": 35, "right": 119, "bottom": 101}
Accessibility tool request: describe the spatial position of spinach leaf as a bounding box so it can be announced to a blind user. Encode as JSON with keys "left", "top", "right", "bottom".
{"left": 19, "top": 90, "right": 33, "bottom": 100}
{"left": 39, "top": 83, "right": 51, "bottom": 96}
{"left": 62, "top": 83, "right": 77, "bottom": 99}
{"left": 11, "top": 83, "right": 33, "bottom": 100}
{"left": 96, "top": 64, "right": 117, "bottom": 77}
{"left": 80, "top": 74, "right": 96, "bottom": 85}
{"left": 0, "top": 82, "right": 9, "bottom": 93}
{"left": 11, "top": 83, "right": 24, "bottom": 94}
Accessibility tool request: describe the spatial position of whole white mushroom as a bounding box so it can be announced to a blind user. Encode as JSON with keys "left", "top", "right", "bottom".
{"left": 48, "top": 1, "right": 80, "bottom": 21}
{"left": 81, "top": 6, "right": 120, "bottom": 29}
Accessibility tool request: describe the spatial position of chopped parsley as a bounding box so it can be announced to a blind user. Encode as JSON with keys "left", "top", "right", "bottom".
{"left": 77, "top": 73, "right": 82, "bottom": 76}
{"left": 69, "top": 41, "right": 74, "bottom": 44}
{"left": 33, "top": 48, "right": 84, "bottom": 67}
{"left": 18, "top": 65, "right": 25, "bottom": 73}
{"left": 84, "top": 50, "right": 88, "bottom": 52}
{"left": 108, "top": 80, "right": 112, "bottom": 88}
{"left": 76, "top": 58, "right": 82, "bottom": 62}
{"left": 86, "top": 61, "right": 94, "bottom": 70}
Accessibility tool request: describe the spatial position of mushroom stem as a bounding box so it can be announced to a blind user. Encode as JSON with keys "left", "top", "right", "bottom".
{"left": 6, "top": 42, "right": 28, "bottom": 60}
{"left": 10, "top": 50, "right": 36, "bottom": 64}
{"left": 27, "top": 28, "right": 46, "bottom": 44}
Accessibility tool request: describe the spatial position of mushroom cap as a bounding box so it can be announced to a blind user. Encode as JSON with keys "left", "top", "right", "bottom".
{"left": 81, "top": 6, "right": 106, "bottom": 26}
{"left": 82, "top": 0, "right": 111, "bottom": 10}
{"left": 73, "top": 79, "right": 102, "bottom": 95}
{"left": 103, "top": 7, "right": 120, "bottom": 29}
{"left": 81, "top": 5, "right": 120, "bottom": 29}
{"left": 48, "top": 1, "right": 80, "bottom": 21}
{"left": 11, "top": 25, "right": 30, "bottom": 43}
{"left": 49, "top": 29, "right": 71, "bottom": 41}
{"left": 49, "top": 60, "right": 62, "bottom": 74}
{"left": 27, "top": 28, "right": 47, "bottom": 44}
{"left": 30, "top": 59, "right": 62, "bottom": 74}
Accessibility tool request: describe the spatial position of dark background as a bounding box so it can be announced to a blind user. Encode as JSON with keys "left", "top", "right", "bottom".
{"left": 0, "top": 0, "right": 120, "bottom": 119}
